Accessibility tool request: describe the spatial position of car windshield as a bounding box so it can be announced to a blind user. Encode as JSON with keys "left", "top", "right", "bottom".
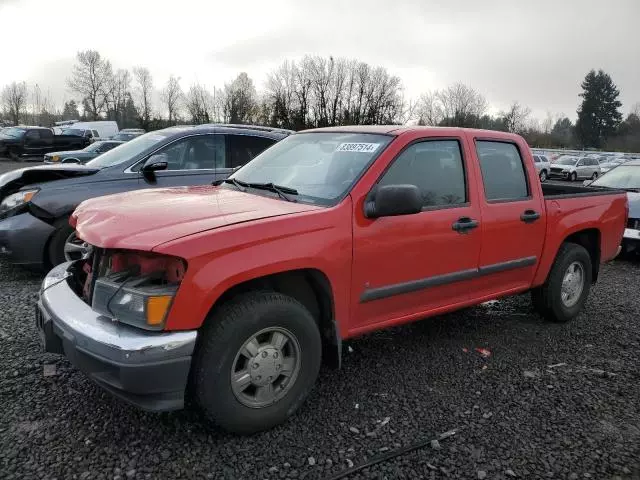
{"left": 0, "top": 127, "right": 26, "bottom": 138}
{"left": 113, "top": 133, "right": 134, "bottom": 140}
{"left": 591, "top": 165, "right": 640, "bottom": 189}
{"left": 83, "top": 142, "right": 105, "bottom": 152}
{"left": 85, "top": 131, "right": 171, "bottom": 168}
{"left": 229, "top": 132, "right": 393, "bottom": 205}
{"left": 554, "top": 156, "right": 578, "bottom": 166}
{"left": 61, "top": 128, "right": 84, "bottom": 136}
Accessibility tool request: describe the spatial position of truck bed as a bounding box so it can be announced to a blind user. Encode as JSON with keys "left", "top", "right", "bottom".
{"left": 541, "top": 183, "right": 625, "bottom": 199}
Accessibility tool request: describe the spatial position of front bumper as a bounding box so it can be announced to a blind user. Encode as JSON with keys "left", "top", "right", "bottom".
{"left": 622, "top": 228, "right": 640, "bottom": 254}
{"left": 36, "top": 262, "right": 198, "bottom": 412}
{"left": 549, "top": 170, "right": 570, "bottom": 179}
{"left": 0, "top": 211, "right": 55, "bottom": 266}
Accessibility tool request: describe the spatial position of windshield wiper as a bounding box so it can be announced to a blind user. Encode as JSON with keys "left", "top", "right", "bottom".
{"left": 222, "top": 177, "right": 248, "bottom": 191}
{"left": 246, "top": 182, "right": 298, "bottom": 202}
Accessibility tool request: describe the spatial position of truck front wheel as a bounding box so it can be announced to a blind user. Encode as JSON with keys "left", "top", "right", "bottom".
{"left": 192, "top": 291, "right": 322, "bottom": 434}
{"left": 531, "top": 242, "right": 592, "bottom": 322}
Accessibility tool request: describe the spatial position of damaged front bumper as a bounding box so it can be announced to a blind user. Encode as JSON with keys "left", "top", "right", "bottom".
{"left": 35, "top": 262, "right": 198, "bottom": 412}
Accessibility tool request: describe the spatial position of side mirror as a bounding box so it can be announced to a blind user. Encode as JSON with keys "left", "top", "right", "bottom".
{"left": 142, "top": 154, "right": 169, "bottom": 174}
{"left": 364, "top": 184, "right": 423, "bottom": 219}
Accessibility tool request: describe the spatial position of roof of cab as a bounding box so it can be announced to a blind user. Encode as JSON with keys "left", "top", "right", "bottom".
{"left": 298, "top": 125, "right": 525, "bottom": 140}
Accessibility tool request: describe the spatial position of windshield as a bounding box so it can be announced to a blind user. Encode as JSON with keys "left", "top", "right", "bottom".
{"left": 230, "top": 132, "right": 393, "bottom": 205}
{"left": 85, "top": 131, "right": 171, "bottom": 168}
{"left": 61, "top": 128, "right": 84, "bottom": 136}
{"left": 554, "top": 156, "right": 578, "bottom": 166}
{"left": 83, "top": 142, "right": 105, "bottom": 152}
{"left": 0, "top": 127, "right": 26, "bottom": 138}
{"left": 591, "top": 165, "right": 640, "bottom": 189}
{"left": 113, "top": 133, "right": 135, "bottom": 141}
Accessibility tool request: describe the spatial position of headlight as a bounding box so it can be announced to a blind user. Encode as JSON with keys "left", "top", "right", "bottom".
{"left": 0, "top": 189, "right": 39, "bottom": 213}
{"left": 92, "top": 271, "right": 178, "bottom": 330}
{"left": 51, "top": 156, "right": 59, "bottom": 162}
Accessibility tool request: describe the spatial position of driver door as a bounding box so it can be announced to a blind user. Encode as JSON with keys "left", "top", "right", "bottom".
{"left": 350, "top": 136, "right": 482, "bottom": 333}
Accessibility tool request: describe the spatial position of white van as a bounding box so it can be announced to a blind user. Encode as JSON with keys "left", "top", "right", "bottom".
{"left": 53, "top": 120, "right": 119, "bottom": 140}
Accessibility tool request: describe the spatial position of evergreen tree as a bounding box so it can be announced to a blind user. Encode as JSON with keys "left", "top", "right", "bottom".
{"left": 575, "top": 69, "right": 622, "bottom": 148}
{"left": 62, "top": 100, "right": 80, "bottom": 120}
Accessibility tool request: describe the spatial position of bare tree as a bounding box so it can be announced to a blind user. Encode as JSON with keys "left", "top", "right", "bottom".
{"left": 436, "top": 83, "right": 488, "bottom": 127}
{"left": 106, "top": 69, "right": 131, "bottom": 125}
{"left": 161, "top": 75, "right": 183, "bottom": 125}
{"left": 1, "top": 81, "right": 28, "bottom": 125}
{"left": 185, "top": 83, "right": 218, "bottom": 124}
{"left": 133, "top": 67, "right": 153, "bottom": 129}
{"left": 264, "top": 60, "right": 298, "bottom": 129}
{"left": 502, "top": 101, "right": 532, "bottom": 133}
{"left": 631, "top": 102, "right": 640, "bottom": 118}
{"left": 67, "top": 50, "right": 113, "bottom": 120}
{"left": 416, "top": 91, "right": 444, "bottom": 126}
{"left": 222, "top": 72, "right": 257, "bottom": 124}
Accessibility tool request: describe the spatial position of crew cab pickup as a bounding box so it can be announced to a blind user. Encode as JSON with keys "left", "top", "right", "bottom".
{"left": 36, "top": 126, "right": 628, "bottom": 434}
{"left": 0, "top": 126, "right": 90, "bottom": 160}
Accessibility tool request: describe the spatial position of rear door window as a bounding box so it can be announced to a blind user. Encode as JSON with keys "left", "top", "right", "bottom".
{"left": 227, "top": 135, "right": 277, "bottom": 168}
{"left": 476, "top": 141, "right": 529, "bottom": 201}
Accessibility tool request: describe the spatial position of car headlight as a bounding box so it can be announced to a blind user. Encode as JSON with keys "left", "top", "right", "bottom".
{"left": 92, "top": 270, "right": 179, "bottom": 330}
{"left": 0, "top": 189, "right": 39, "bottom": 214}
{"left": 51, "top": 156, "right": 59, "bottom": 162}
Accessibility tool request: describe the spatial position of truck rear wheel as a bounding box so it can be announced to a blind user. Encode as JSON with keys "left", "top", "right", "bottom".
{"left": 192, "top": 291, "right": 322, "bottom": 434}
{"left": 531, "top": 242, "right": 592, "bottom": 323}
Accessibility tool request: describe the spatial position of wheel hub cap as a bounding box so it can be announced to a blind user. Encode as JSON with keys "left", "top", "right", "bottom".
{"left": 249, "top": 347, "right": 282, "bottom": 386}
{"left": 230, "top": 327, "right": 301, "bottom": 408}
{"left": 561, "top": 261, "right": 585, "bottom": 307}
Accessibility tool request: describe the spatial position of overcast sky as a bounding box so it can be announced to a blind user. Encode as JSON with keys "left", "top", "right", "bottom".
{"left": 0, "top": 0, "right": 638, "bottom": 121}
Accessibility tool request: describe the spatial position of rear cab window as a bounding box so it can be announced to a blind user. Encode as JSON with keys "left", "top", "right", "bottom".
{"left": 476, "top": 141, "right": 529, "bottom": 201}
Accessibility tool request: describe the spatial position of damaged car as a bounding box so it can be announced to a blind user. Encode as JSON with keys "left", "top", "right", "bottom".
{"left": 0, "top": 124, "right": 291, "bottom": 269}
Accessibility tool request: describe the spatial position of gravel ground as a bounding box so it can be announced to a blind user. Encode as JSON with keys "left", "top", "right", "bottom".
{"left": 1, "top": 160, "right": 639, "bottom": 479}
{"left": 1, "top": 258, "right": 639, "bottom": 480}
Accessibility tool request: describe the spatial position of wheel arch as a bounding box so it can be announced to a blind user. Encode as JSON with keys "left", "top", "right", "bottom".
{"left": 204, "top": 268, "right": 342, "bottom": 369}
{"left": 562, "top": 228, "right": 601, "bottom": 282}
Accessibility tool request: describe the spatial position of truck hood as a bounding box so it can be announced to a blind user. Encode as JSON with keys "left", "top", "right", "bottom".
{"left": 73, "top": 185, "right": 323, "bottom": 251}
{"left": 0, "top": 164, "right": 100, "bottom": 199}
{"left": 628, "top": 192, "right": 640, "bottom": 219}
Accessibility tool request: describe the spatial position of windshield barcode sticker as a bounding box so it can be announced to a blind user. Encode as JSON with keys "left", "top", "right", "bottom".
{"left": 336, "top": 143, "right": 380, "bottom": 153}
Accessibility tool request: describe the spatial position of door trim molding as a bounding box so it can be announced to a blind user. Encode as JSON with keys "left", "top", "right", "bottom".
{"left": 359, "top": 256, "right": 537, "bottom": 303}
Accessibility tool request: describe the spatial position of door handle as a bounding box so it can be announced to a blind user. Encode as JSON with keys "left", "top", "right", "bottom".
{"left": 452, "top": 217, "right": 479, "bottom": 233}
{"left": 520, "top": 209, "right": 540, "bottom": 223}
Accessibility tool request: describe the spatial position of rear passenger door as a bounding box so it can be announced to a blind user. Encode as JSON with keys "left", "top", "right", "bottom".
{"left": 470, "top": 138, "right": 546, "bottom": 297}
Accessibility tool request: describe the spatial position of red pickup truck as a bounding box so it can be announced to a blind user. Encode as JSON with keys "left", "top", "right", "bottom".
{"left": 36, "top": 126, "right": 628, "bottom": 434}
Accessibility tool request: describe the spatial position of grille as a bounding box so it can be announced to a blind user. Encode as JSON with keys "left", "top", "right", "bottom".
{"left": 551, "top": 167, "right": 565, "bottom": 173}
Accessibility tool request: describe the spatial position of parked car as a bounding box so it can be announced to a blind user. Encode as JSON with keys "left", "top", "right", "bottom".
{"left": 111, "top": 132, "right": 143, "bottom": 142}
{"left": 0, "top": 126, "right": 90, "bottom": 160}
{"left": 0, "top": 124, "right": 291, "bottom": 268}
{"left": 584, "top": 160, "right": 640, "bottom": 256}
{"left": 58, "top": 127, "right": 104, "bottom": 143}
{"left": 35, "top": 126, "right": 627, "bottom": 434}
{"left": 54, "top": 120, "right": 119, "bottom": 140}
{"left": 599, "top": 159, "right": 624, "bottom": 174}
{"left": 549, "top": 155, "right": 601, "bottom": 181}
{"left": 43, "top": 140, "right": 125, "bottom": 164}
{"left": 532, "top": 153, "right": 551, "bottom": 181}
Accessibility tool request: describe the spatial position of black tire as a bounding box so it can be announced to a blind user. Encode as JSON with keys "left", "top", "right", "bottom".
{"left": 539, "top": 170, "right": 547, "bottom": 182}
{"left": 591, "top": 172, "right": 598, "bottom": 180}
{"left": 8, "top": 149, "right": 21, "bottom": 162}
{"left": 46, "top": 217, "right": 75, "bottom": 268}
{"left": 531, "top": 242, "right": 592, "bottom": 323}
{"left": 192, "top": 291, "right": 322, "bottom": 434}
{"left": 570, "top": 172, "right": 577, "bottom": 182}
